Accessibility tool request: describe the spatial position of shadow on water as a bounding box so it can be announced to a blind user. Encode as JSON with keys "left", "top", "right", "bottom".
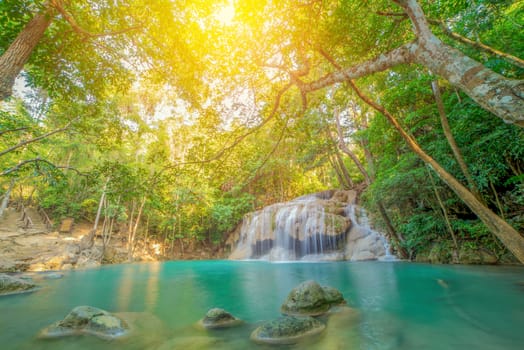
{"left": 1, "top": 261, "right": 523, "bottom": 349}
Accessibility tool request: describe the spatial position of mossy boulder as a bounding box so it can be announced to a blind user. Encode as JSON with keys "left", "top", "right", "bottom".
{"left": 281, "top": 280, "right": 346, "bottom": 316}
{"left": 459, "top": 246, "right": 498, "bottom": 264}
{"left": 322, "top": 286, "right": 346, "bottom": 306}
{"left": 0, "top": 273, "right": 38, "bottom": 296}
{"left": 198, "top": 308, "right": 242, "bottom": 329}
{"left": 250, "top": 316, "right": 325, "bottom": 345}
{"left": 40, "top": 306, "right": 129, "bottom": 339}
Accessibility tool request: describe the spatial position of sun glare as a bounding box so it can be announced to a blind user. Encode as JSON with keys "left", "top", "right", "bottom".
{"left": 215, "top": 1, "right": 235, "bottom": 25}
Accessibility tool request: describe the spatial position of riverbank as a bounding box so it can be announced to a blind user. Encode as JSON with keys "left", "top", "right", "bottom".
{"left": 0, "top": 207, "right": 225, "bottom": 273}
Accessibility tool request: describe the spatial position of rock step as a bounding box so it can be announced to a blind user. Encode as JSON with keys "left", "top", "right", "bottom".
{"left": 16, "top": 207, "right": 49, "bottom": 232}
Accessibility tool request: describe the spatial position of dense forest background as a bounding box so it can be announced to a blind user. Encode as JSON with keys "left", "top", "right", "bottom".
{"left": 1, "top": 0, "right": 523, "bottom": 263}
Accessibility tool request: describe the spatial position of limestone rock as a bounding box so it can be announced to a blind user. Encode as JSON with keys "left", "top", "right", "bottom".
{"left": 40, "top": 305, "right": 129, "bottom": 339}
{"left": 322, "top": 286, "right": 346, "bottom": 306}
{"left": 0, "top": 273, "right": 38, "bottom": 296}
{"left": 199, "top": 308, "right": 242, "bottom": 329}
{"left": 228, "top": 190, "right": 354, "bottom": 260}
{"left": 281, "top": 280, "right": 346, "bottom": 316}
{"left": 459, "top": 246, "right": 498, "bottom": 264}
{"left": 250, "top": 316, "right": 325, "bottom": 345}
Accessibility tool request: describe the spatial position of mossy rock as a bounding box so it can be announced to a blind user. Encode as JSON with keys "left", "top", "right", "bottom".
{"left": 322, "top": 286, "right": 346, "bottom": 306}
{"left": 281, "top": 280, "right": 346, "bottom": 316}
{"left": 199, "top": 308, "right": 242, "bottom": 329}
{"left": 40, "top": 306, "right": 129, "bottom": 339}
{"left": 0, "top": 273, "right": 38, "bottom": 296}
{"left": 459, "top": 246, "right": 498, "bottom": 264}
{"left": 250, "top": 316, "right": 325, "bottom": 345}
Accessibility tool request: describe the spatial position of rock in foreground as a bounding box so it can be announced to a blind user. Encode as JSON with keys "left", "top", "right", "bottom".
{"left": 0, "top": 273, "right": 38, "bottom": 296}
{"left": 250, "top": 316, "right": 325, "bottom": 345}
{"left": 199, "top": 308, "right": 242, "bottom": 329}
{"left": 281, "top": 280, "right": 346, "bottom": 316}
{"left": 40, "top": 305, "right": 129, "bottom": 340}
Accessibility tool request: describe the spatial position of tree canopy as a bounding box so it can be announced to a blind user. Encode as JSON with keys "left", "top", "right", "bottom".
{"left": 1, "top": 0, "right": 523, "bottom": 263}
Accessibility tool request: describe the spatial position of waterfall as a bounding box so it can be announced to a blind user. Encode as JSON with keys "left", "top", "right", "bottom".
{"left": 345, "top": 204, "right": 396, "bottom": 261}
{"left": 228, "top": 194, "right": 349, "bottom": 261}
{"left": 228, "top": 190, "right": 395, "bottom": 262}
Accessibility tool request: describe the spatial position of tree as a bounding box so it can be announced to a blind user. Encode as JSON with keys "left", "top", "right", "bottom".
{"left": 346, "top": 78, "right": 524, "bottom": 264}
{"left": 0, "top": 0, "right": 214, "bottom": 102}
{"left": 0, "top": 4, "right": 53, "bottom": 100}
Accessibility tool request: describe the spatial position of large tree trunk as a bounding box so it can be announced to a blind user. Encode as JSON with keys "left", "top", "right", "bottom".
{"left": 348, "top": 79, "right": 524, "bottom": 264}
{"left": 394, "top": 0, "right": 524, "bottom": 126}
{"left": 0, "top": 10, "right": 54, "bottom": 100}
{"left": 305, "top": 2, "right": 524, "bottom": 126}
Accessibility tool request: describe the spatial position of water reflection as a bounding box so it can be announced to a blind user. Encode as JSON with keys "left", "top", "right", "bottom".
{"left": 117, "top": 264, "right": 135, "bottom": 311}
{"left": 1, "top": 261, "right": 523, "bottom": 350}
{"left": 144, "top": 262, "right": 161, "bottom": 312}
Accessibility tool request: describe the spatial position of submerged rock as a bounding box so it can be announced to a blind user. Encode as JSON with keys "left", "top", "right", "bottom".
{"left": 281, "top": 280, "right": 346, "bottom": 316}
{"left": 0, "top": 273, "right": 38, "bottom": 296}
{"left": 42, "top": 272, "right": 64, "bottom": 279}
{"left": 199, "top": 308, "right": 242, "bottom": 329}
{"left": 40, "top": 305, "right": 129, "bottom": 339}
{"left": 250, "top": 316, "right": 325, "bottom": 345}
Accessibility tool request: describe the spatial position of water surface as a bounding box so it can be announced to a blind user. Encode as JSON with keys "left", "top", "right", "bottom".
{"left": 1, "top": 261, "right": 523, "bottom": 349}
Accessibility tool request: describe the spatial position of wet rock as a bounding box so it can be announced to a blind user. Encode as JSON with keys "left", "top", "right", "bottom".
{"left": 40, "top": 305, "right": 129, "bottom": 339}
{"left": 75, "top": 254, "right": 101, "bottom": 270}
{"left": 322, "top": 286, "right": 346, "bottom": 306}
{"left": 459, "top": 246, "right": 498, "bottom": 264}
{"left": 250, "top": 316, "right": 325, "bottom": 345}
{"left": 281, "top": 280, "right": 345, "bottom": 316}
{"left": 0, "top": 273, "right": 38, "bottom": 296}
{"left": 199, "top": 308, "right": 242, "bottom": 329}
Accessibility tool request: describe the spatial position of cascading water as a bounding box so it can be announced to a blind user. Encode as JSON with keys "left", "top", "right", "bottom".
{"left": 227, "top": 190, "right": 395, "bottom": 262}
{"left": 345, "top": 204, "right": 397, "bottom": 261}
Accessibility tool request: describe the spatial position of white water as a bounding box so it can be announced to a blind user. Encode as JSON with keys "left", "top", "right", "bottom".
{"left": 228, "top": 191, "right": 394, "bottom": 262}
{"left": 345, "top": 204, "right": 397, "bottom": 261}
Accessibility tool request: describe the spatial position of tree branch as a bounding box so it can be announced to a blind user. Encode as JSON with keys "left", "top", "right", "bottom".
{"left": 1, "top": 157, "right": 87, "bottom": 176}
{"left": 392, "top": 0, "right": 433, "bottom": 39}
{"left": 300, "top": 43, "right": 416, "bottom": 93}
{"left": 0, "top": 118, "right": 77, "bottom": 158}
{"left": 50, "top": 0, "right": 140, "bottom": 39}
{"left": 0, "top": 127, "right": 29, "bottom": 137}
{"left": 427, "top": 18, "right": 524, "bottom": 69}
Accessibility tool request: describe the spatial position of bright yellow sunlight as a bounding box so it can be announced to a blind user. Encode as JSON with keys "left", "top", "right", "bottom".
{"left": 215, "top": 1, "right": 235, "bottom": 25}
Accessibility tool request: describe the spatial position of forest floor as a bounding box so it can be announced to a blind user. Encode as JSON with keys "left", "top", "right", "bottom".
{"left": 0, "top": 207, "right": 225, "bottom": 273}
{"left": 0, "top": 207, "right": 135, "bottom": 272}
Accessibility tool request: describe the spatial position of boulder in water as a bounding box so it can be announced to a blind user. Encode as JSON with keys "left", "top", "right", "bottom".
{"left": 40, "top": 305, "right": 129, "bottom": 339}
{"left": 281, "top": 280, "right": 346, "bottom": 316}
{"left": 0, "top": 273, "right": 38, "bottom": 296}
{"left": 198, "top": 308, "right": 243, "bottom": 329}
{"left": 250, "top": 316, "right": 325, "bottom": 345}
{"left": 322, "top": 286, "right": 346, "bottom": 306}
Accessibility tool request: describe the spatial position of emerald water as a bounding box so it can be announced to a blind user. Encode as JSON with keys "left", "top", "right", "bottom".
{"left": 1, "top": 261, "right": 523, "bottom": 349}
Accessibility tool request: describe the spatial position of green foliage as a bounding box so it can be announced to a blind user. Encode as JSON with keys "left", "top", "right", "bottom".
{"left": 1, "top": 0, "right": 523, "bottom": 261}
{"left": 210, "top": 192, "right": 254, "bottom": 243}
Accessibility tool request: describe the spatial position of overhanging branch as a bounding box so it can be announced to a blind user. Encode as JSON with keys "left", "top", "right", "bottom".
{"left": 300, "top": 43, "right": 416, "bottom": 93}
{"left": 1, "top": 157, "right": 87, "bottom": 176}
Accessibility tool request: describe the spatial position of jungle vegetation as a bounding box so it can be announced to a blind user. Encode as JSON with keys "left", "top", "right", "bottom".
{"left": 1, "top": 0, "right": 523, "bottom": 262}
